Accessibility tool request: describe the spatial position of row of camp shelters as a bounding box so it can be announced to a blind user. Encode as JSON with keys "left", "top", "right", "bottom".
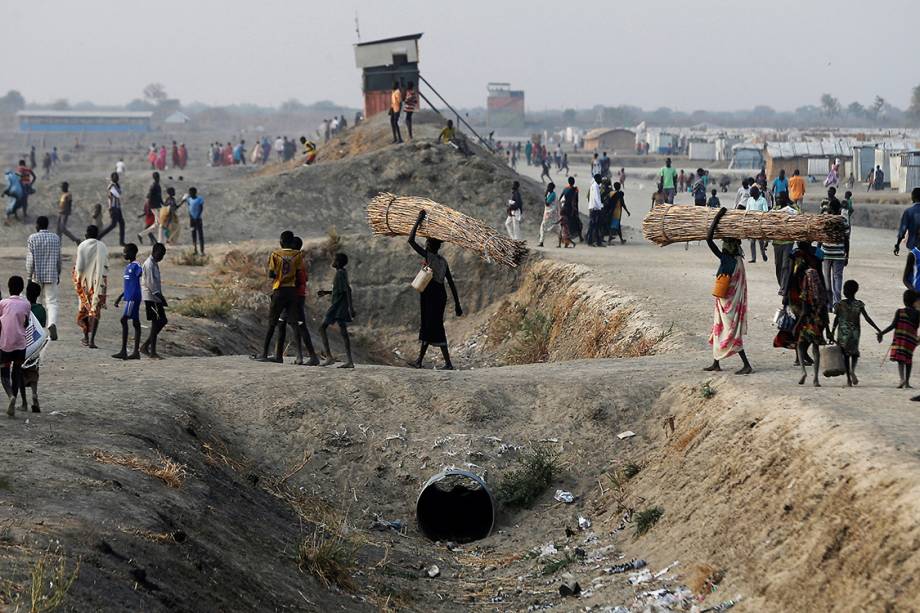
{"left": 726, "top": 139, "right": 920, "bottom": 192}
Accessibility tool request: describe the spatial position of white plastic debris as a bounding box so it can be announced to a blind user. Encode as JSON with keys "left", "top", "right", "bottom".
{"left": 538, "top": 543, "right": 558, "bottom": 557}
{"left": 578, "top": 516, "right": 592, "bottom": 530}
{"left": 427, "top": 564, "right": 440, "bottom": 578}
{"left": 554, "top": 490, "right": 575, "bottom": 504}
{"left": 654, "top": 560, "right": 680, "bottom": 579}
{"left": 616, "top": 431, "right": 636, "bottom": 440}
{"left": 627, "top": 569, "right": 653, "bottom": 585}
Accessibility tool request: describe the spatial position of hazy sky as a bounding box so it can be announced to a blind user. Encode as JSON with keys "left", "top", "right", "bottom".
{"left": 7, "top": 0, "right": 918, "bottom": 112}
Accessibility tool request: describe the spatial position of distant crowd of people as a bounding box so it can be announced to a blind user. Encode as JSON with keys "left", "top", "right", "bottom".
{"left": 209, "top": 136, "right": 319, "bottom": 167}
{"left": 147, "top": 142, "right": 188, "bottom": 171}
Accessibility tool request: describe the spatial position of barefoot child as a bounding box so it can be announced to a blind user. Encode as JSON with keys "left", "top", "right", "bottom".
{"left": 140, "top": 243, "right": 168, "bottom": 359}
{"left": 20, "top": 282, "right": 45, "bottom": 412}
{"left": 112, "top": 243, "right": 143, "bottom": 360}
{"left": 0, "top": 276, "right": 32, "bottom": 416}
{"left": 878, "top": 289, "right": 920, "bottom": 389}
{"left": 830, "top": 280, "right": 881, "bottom": 386}
{"left": 318, "top": 253, "right": 355, "bottom": 368}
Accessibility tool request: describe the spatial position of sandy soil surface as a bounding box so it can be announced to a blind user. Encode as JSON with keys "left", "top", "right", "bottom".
{"left": 3, "top": 116, "right": 920, "bottom": 612}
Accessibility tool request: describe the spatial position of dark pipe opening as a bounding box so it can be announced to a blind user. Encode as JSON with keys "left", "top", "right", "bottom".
{"left": 416, "top": 470, "right": 495, "bottom": 543}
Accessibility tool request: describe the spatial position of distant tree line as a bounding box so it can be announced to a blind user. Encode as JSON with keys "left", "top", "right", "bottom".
{"left": 0, "top": 84, "right": 358, "bottom": 132}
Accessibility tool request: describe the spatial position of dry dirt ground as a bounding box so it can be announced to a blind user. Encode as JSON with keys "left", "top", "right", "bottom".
{"left": 2, "top": 116, "right": 920, "bottom": 612}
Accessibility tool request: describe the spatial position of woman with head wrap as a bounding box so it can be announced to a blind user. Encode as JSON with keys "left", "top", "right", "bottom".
{"left": 704, "top": 208, "right": 753, "bottom": 374}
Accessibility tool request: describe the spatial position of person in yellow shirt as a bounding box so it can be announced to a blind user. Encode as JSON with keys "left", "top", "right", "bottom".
{"left": 438, "top": 119, "right": 456, "bottom": 144}
{"left": 300, "top": 136, "right": 317, "bottom": 165}
{"left": 254, "top": 230, "right": 304, "bottom": 363}
{"left": 788, "top": 168, "right": 806, "bottom": 211}
{"left": 389, "top": 82, "right": 403, "bottom": 144}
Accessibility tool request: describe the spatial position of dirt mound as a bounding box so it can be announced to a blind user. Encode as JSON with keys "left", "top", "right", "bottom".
{"left": 200, "top": 112, "right": 544, "bottom": 243}
{"left": 315, "top": 111, "right": 448, "bottom": 163}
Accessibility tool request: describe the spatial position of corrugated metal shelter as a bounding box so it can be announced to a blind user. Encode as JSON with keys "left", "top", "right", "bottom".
{"left": 17, "top": 110, "right": 152, "bottom": 132}
{"left": 353, "top": 33, "right": 422, "bottom": 119}
{"left": 688, "top": 142, "right": 717, "bottom": 161}
{"left": 905, "top": 151, "right": 920, "bottom": 193}
{"left": 765, "top": 141, "right": 850, "bottom": 180}
{"left": 729, "top": 144, "right": 763, "bottom": 170}
{"left": 583, "top": 128, "right": 636, "bottom": 154}
{"left": 852, "top": 145, "right": 876, "bottom": 182}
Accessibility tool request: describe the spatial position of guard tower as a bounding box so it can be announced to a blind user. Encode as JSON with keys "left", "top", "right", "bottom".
{"left": 353, "top": 33, "right": 422, "bottom": 119}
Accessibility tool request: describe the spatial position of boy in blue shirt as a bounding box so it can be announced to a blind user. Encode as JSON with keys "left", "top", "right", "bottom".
{"left": 112, "top": 243, "right": 143, "bottom": 360}
{"left": 183, "top": 187, "right": 205, "bottom": 255}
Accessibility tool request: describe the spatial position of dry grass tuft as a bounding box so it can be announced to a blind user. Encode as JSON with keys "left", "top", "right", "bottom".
{"left": 485, "top": 300, "right": 526, "bottom": 349}
{"left": 216, "top": 249, "right": 269, "bottom": 292}
{"left": 201, "top": 440, "right": 248, "bottom": 472}
{"left": 92, "top": 450, "right": 187, "bottom": 488}
{"left": 323, "top": 226, "right": 342, "bottom": 259}
{"left": 28, "top": 549, "right": 80, "bottom": 613}
{"left": 298, "top": 528, "right": 358, "bottom": 590}
{"left": 506, "top": 310, "right": 552, "bottom": 365}
{"left": 173, "top": 249, "right": 210, "bottom": 266}
{"left": 686, "top": 562, "right": 724, "bottom": 595}
{"left": 119, "top": 528, "right": 176, "bottom": 544}
{"left": 173, "top": 284, "right": 234, "bottom": 319}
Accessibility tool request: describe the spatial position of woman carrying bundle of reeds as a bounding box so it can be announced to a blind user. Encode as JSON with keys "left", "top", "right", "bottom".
{"left": 408, "top": 210, "right": 463, "bottom": 370}
{"left": 704, "top": 208, "right": 753, "bottom": 375}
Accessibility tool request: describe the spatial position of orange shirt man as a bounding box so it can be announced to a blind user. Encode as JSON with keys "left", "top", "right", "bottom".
{"left": 389, "top": 82, "right": 403, "bottom": 143}
{"left": 788, "top": 169, "right": 806, "bottom": 204}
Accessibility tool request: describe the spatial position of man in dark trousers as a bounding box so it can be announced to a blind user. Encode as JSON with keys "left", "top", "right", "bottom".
{"left": 389, "top": 82, "right": 403, "bottom": 144}
{"left": 137, "top": 172, "right": 163, "bottom": 245}
{"left": 895, "top": 187, "right": 920, "bottom": 256}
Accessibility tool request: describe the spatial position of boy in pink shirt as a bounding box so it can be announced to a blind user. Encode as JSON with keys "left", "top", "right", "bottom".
{"left": 0, "top": 276, "right": 32, "bottom": 416}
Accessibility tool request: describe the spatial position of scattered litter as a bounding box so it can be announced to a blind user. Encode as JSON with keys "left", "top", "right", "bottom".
{"left": 606, "top": 559, "right": 646, "bottom": 574}
{"left": 700, "top": 597, "right": 742, "bottom": 612}
{"left": 654, "top": 560, "right": 680, "bottom": 578}
{"left": 574, "top": 547, "right": 587, "bottom": 559}
{"left": 616, "top": 431, "right": 636, "bottom": 440}
{"left": 558, "top": 573, "right": 581, "bottom": 597}
{"left": 49, "top": 411, "right": 65, "bottom": 416}
{"left": 426, "top": 564, "right": 440, "bottom": 578}
{"left": 554, "top": 490, "right": 575, "bottom": 504}
{"left": 370, "top": 514, "right": 405, "bottom": 533}
{"left": 611, "top": 509, "right": 633, "bottom": 534}
{"left": 384, "top": 433, "right": 406, "bottom": 446}
{"left": 538, "top": 543, "right": 558, "bottom": 557}
{"left": 540, "top": 437, "right": 559, "bottom": 443}
{"left": 577, "top": 516, "right": 592, "bottom": 530}
{"left": 637, "top": 587, "right": 693, "bottom": 608}
{"left": 627, "top": 569, "right": 653, "bottom": 585}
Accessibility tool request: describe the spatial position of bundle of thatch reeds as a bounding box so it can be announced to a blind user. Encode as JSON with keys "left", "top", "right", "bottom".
{"left": 367, "top": 192, "right": 527, "bottom": 268}
{"left": 642, "top": 205, "right": 848, "bottom": 246}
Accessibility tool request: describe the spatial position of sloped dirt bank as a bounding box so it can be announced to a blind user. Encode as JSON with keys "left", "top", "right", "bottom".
{"left": 175, "top": 237, "right": 671, "bottom": 369}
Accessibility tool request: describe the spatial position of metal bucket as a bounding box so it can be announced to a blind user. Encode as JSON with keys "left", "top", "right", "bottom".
{"left": 416, "top": 469, "right": 495, "bottom": 543}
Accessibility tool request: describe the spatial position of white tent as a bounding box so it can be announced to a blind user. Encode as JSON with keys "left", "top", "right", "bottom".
{"left": 163, "top": 111, "right": 191, "bottom": 124}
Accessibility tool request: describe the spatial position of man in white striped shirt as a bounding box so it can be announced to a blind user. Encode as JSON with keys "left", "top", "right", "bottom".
{"left": 25, "top": 216, "right": 61, "bottom": 340}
